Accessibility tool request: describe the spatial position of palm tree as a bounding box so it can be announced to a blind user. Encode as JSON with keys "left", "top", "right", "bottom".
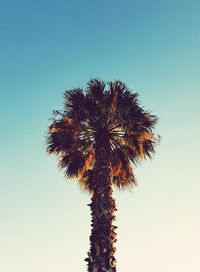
{"left": 46, "top": 79, "right": 158, "bottom": 272}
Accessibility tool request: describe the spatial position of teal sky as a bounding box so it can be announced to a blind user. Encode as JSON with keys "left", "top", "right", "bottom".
{"left": 0, "top": 0, "right": 199, "bottom": 271}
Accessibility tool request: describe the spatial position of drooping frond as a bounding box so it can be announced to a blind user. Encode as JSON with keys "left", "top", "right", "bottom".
{"left": 59, "top": 150, "right": 85, "bottom": 178}
{"left": 46, "top": 117, "right": 80, "bottom": 154}
{"left": 79, "top": 169, "right": 95, "bottom": 192}
{"left": 111, "top": 148, "right": 137, "bottom": 189}
{"left": 59, "top": 150, "right": 94, "bottom": 179}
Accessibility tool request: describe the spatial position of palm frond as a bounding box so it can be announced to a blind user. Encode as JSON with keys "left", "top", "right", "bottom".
{"left": 111, "top": 148, "right": 137, "bottom": 189}
{"left": 64, "top": 88, "right": 88, "bottom": 121}
{"left": 59, "top": 150, "right": 94, "bottom": 179}
{"left": 86, "top": 79, "right": 105, "bottom": 101}
{"left": 79, "top": 169, "right": 95, "bottom": 192}
{"left": 59, "top": 151, "right": 84, "bottom": 178}
{"left": 46, "top": 118, "right": 79, "bottom": 154}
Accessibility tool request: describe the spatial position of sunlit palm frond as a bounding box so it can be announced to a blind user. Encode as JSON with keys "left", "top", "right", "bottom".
{"left": 112, "top": 162, "right": 136, "bottom": 189}
{"left": 46, "top": 118, "right": 79, "bottom": 154}
{"left": 59, "top": 150, "right": 94, "bottom": 179}
{"left": 111, "top": 148, "right": 136, "bottom": 189}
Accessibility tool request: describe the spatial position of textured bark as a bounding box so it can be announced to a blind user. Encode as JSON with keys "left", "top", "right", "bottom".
{"left": 85, "top": 147, "right": 117, "bottom": 272}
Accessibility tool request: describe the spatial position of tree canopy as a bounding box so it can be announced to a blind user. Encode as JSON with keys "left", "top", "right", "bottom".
{"left": 46, "top": 79, "right": 158, "bottom": 192}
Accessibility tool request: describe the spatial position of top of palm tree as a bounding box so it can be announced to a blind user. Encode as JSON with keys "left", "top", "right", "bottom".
{"left": 46, "top": 79, "right": 158, "bottom": 192}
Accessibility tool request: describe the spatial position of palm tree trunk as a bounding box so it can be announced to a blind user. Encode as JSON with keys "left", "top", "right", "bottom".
{"left": 85, "top": 146, "right": 117, "bottom": 272}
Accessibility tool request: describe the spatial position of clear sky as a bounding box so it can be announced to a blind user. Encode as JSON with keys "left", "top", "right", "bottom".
{"left": 0, "top": 0, "right": 199, "bottom": 271}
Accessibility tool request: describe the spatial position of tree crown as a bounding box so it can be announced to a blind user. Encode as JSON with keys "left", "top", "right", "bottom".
{"left": 46, "top": 79, "right": 158, "bottom": 192}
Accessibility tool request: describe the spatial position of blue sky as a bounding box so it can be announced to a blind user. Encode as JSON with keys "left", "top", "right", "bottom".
{"left": 0, "top": 1, "right": 199, "bottom": 271}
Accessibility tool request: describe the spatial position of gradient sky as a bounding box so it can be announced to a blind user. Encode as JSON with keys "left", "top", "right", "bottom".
{"left": 0, "top": 0, "right": 199, "bottom": 271}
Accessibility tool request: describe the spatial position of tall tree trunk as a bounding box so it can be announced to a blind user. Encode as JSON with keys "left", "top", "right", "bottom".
{"left": 85, "top": 146, "right": 117, "bottom": 272}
